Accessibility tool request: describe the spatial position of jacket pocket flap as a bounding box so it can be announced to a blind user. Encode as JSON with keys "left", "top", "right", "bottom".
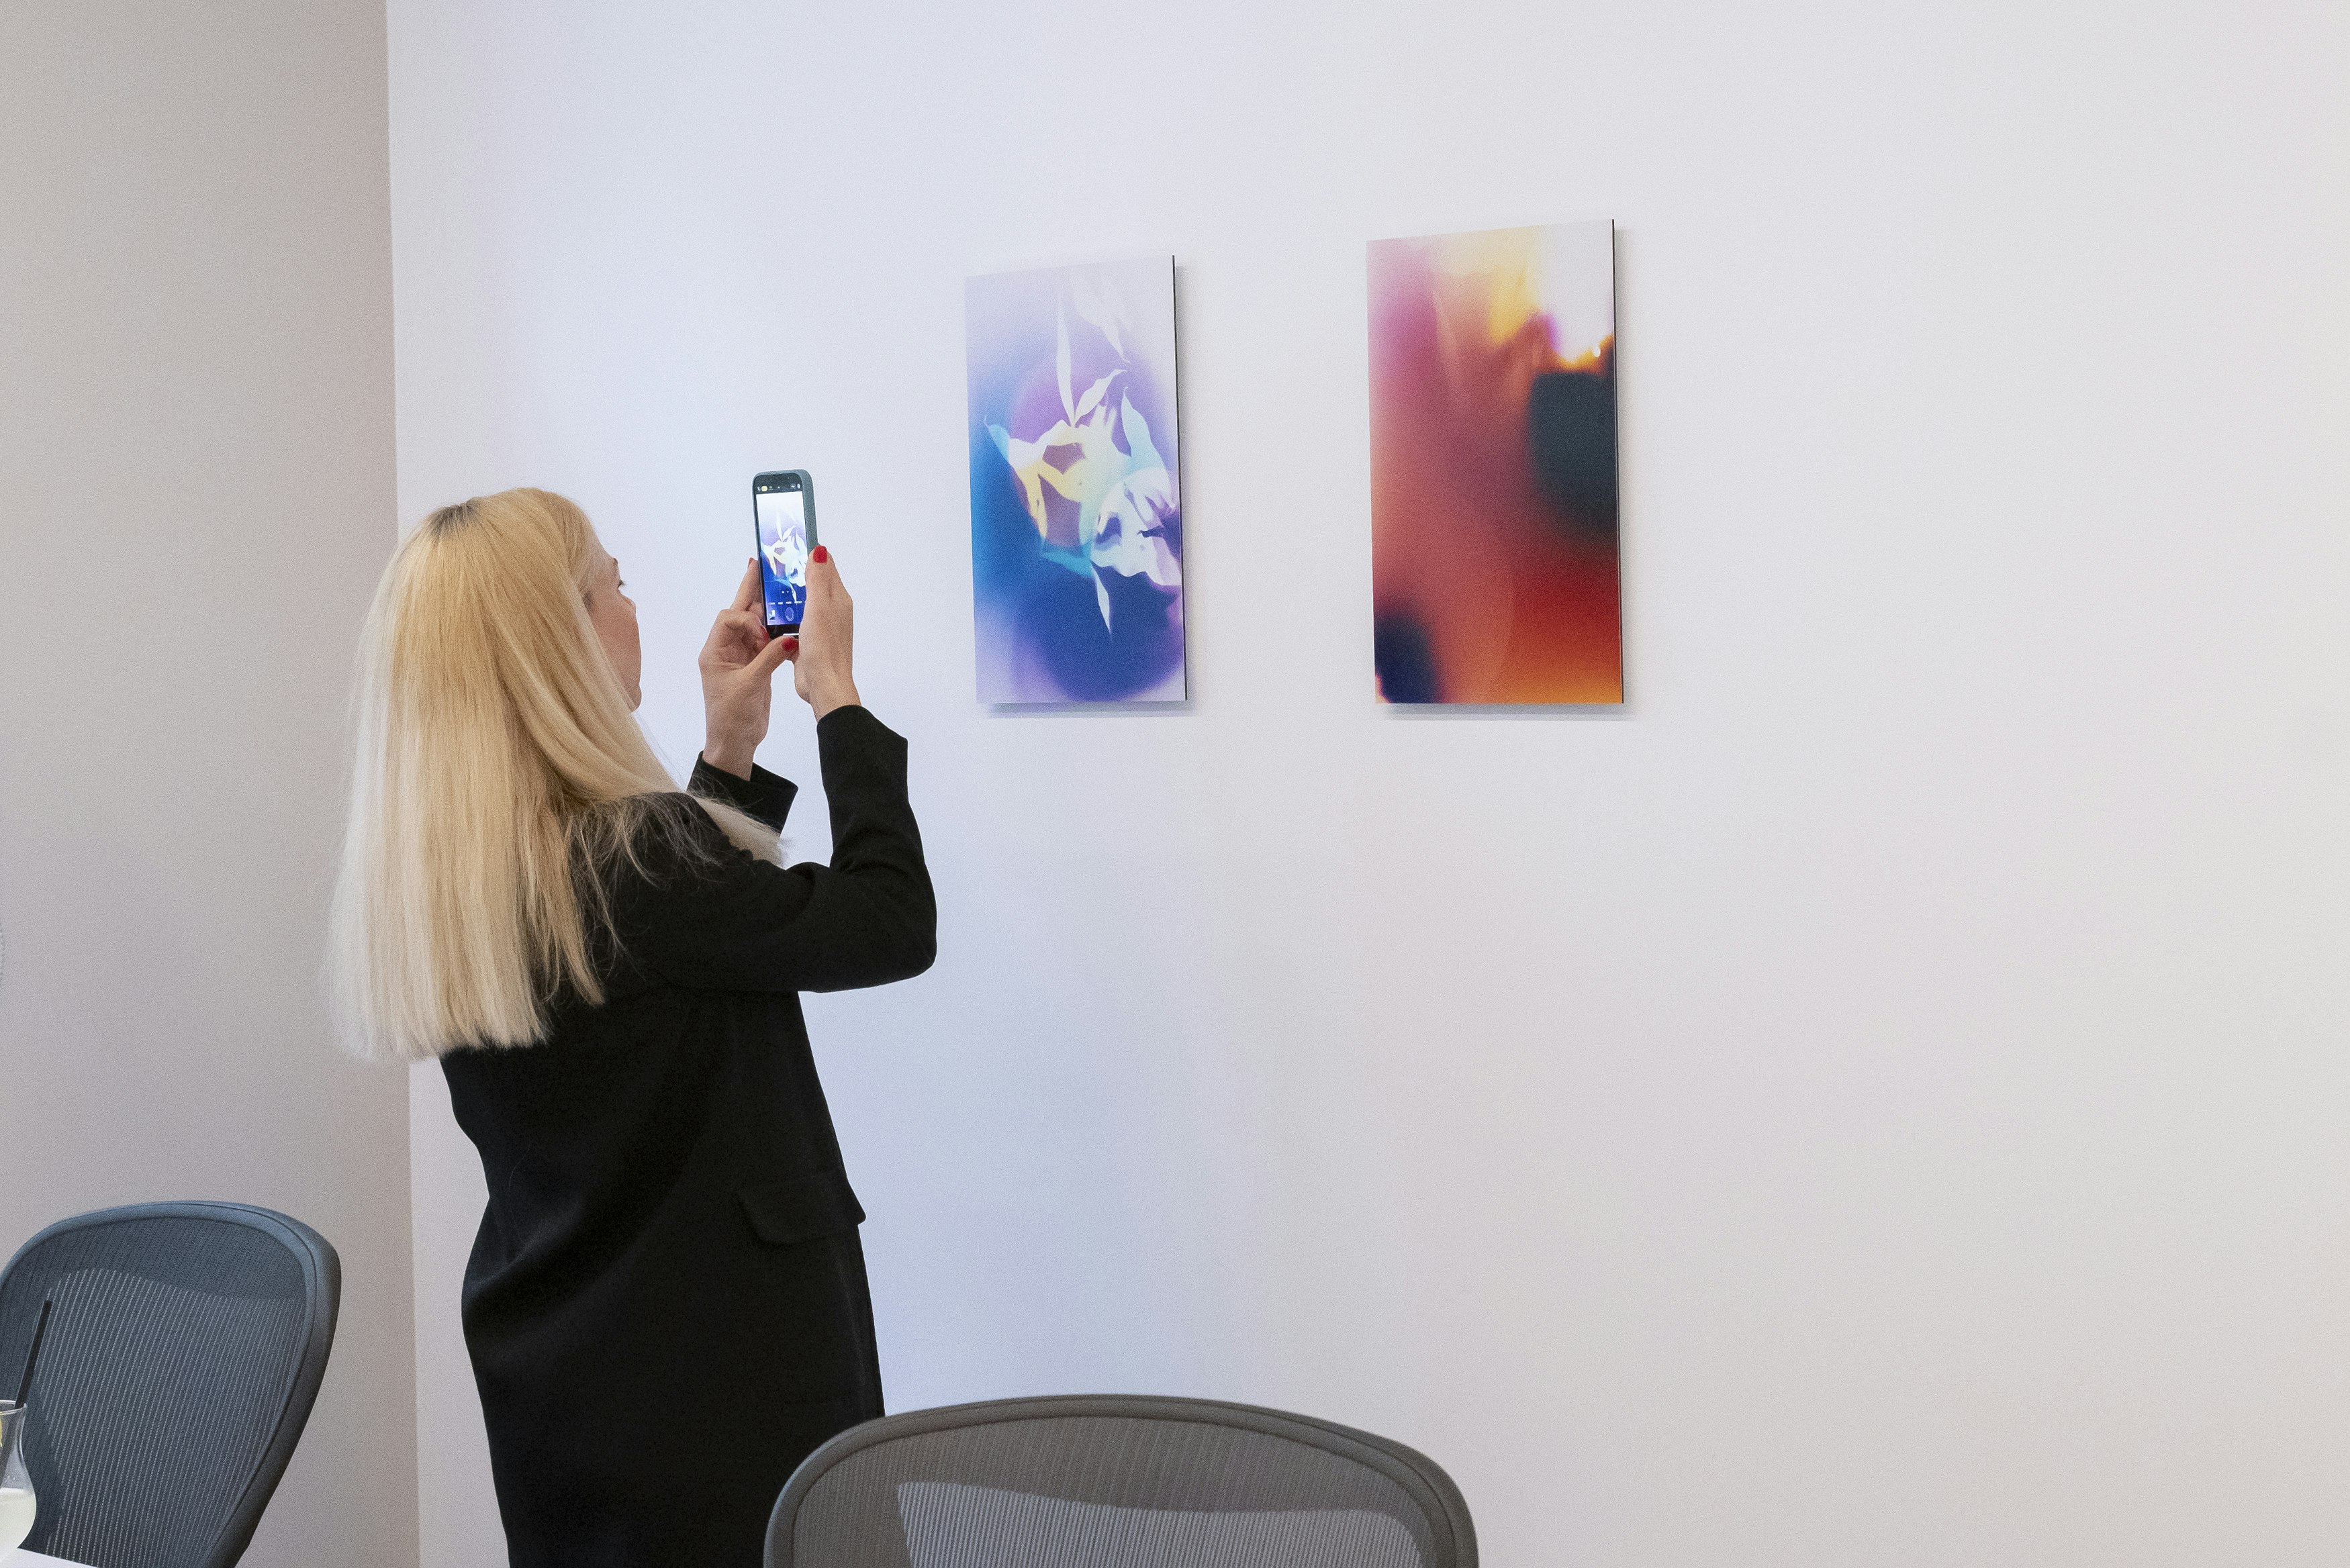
{"left": 737, "top": 1169, "right": 865, "bottom": 1246}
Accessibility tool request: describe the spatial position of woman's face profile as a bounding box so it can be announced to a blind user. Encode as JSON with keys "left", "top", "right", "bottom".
{"left": 584, "top": 541, "right": 643, "bottom": 709}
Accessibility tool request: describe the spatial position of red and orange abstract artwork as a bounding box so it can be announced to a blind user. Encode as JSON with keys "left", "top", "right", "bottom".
{"left": 1369, "top": 222, "right": 1621, "bottom": 704}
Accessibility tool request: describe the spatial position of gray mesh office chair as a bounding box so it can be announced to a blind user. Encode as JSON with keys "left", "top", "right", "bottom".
{"left": 0, "top": 1202, "right": 340, "bottom": 1568}
{"left": 766, "top": 1395, "right": 1476, "bottom": 1568}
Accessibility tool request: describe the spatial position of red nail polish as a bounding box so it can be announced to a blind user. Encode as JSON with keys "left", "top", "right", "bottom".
{"left": 784, "top": 636, "right": 800, "bottom": 650}
{"left": 811, "top": 545, "right": 829, "bottom": 564}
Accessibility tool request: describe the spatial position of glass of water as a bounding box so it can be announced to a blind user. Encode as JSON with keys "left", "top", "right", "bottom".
{"left": 0, "top": 1401, "right": 33, "bottom": 1555}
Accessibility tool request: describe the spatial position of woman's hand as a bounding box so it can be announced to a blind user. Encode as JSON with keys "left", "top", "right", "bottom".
{"left": 698, "top": 560, "right": 797, "bottom": 779}
{"left": 791, "top": 546, "right": 859, "bottom": 720}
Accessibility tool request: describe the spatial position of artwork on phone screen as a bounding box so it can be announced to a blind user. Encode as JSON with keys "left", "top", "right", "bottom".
{"left": 966, "top": 256, "right": 1185, "bottom": 703}
{"left": 1369, "top": 220, "right": 1623, "bottom": 704}
{"left": 757, "top": 488, "right": 808, "bottom": 628}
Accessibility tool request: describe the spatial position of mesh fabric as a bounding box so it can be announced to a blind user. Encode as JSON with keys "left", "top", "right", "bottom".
{"left": 790, "top": 1414, "right": 1442, "bottom": 1568}
{"left": 0, "top": 1212, "right": 314, "bottom": 1568}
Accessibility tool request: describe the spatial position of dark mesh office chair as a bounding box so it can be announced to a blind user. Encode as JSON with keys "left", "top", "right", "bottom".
{"left": 0, "top": 1202, "right": 340, "bottom": 1568}
{"left": 766, "top": 1395, "right": 1476, "bottom": 1568}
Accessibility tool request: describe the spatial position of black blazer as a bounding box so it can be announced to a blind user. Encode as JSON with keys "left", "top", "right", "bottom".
{"left": 441, "top": 704, "right": 935, "bottom": 1568}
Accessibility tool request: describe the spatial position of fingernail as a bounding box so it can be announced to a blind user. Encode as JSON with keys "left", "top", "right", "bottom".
{"left": 784, "top": 636, "right": 800, "bottom": 650}
{"left": 812, "top": 545, "right": 829, "bottom": 564}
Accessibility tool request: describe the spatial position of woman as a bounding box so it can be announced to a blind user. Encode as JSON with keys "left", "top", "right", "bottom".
{"left": 328, "top": 488, "right": 933, "bottom": 1567}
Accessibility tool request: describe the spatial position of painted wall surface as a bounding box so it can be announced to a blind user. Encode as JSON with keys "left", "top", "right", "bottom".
{"left": 389, "top": 2, "right": 2350, "bottom": 1563}
{"left": 0, "top": 4, "right": 418, "bottom": 1565}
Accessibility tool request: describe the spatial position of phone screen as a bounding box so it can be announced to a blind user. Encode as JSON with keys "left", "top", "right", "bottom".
{"left": 753, "top": 476, "right": 812, "bottom": 629}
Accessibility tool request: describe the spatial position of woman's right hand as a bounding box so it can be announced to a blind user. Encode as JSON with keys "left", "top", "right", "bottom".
{"left": 788, "top": 546, "right": 859, "bottom": 720}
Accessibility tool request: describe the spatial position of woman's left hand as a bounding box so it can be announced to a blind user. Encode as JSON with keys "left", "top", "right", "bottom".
{"left": 698, "top": 559, "right": 798, "bottom": 779}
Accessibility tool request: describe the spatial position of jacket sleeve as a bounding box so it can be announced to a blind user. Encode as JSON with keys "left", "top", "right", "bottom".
{"left": 687, "top": 752, "right": 798, "bottom": 831}
{"left": 617, "top": 705, "right": 936, "bottom": 994}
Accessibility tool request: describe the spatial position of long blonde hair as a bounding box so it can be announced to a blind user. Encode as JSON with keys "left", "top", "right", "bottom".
{"left": 329, "top": 488, "right": 771, "bottom": 1062}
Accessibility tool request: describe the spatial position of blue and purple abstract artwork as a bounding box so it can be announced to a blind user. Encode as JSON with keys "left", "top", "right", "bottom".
{"left": 966, "top": 257, "right": 1185, "bottom": 703}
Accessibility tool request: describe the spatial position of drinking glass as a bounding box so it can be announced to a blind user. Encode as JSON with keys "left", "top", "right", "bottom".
{"left": 0, "top": 1401, "right": 33, "bottom": 1556}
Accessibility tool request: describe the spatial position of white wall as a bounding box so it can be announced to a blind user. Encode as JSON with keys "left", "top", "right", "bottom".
{"left": 0, "top": 4, "right": 418, "bottom": 1565}
{"left": 389, "top": 2, "right": 2350, "bottom": 1563}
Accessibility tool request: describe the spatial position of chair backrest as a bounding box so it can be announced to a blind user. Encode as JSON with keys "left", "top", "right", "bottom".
{"left": 0, "top": 1202, "right": 340, "bottom": 1568}
{"left": 766, "top": 1395, "right": 1476, "bottom": 1568}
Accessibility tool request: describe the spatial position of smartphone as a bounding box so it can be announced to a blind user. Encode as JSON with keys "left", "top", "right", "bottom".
{"left": 751, "top": 470, "right": 819, "bottom": 633}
